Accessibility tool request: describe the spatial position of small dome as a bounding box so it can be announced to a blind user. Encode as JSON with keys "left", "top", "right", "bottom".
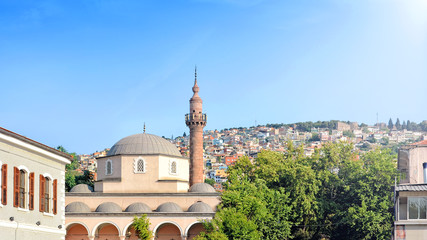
{"left": 125, "top": 202, "right": 152, "bottom": 213}
{"left": 70, "top": 184, "right": 93, "bottom": 193}
{"left": 156, "top": 202, "right": 183, "bottom": 212}
{"left": 187, "top": 201, "right": 213, "bottom": 212}
{"left": 189, "top": 183, "right": 216, "bottom": 193}
{"left": 65, "top": 202, "right": 91, "bottom": 213}
{"left": 107, "top": 133, "right": 181, "bottom": 157}
{"left": 95, "top": 202, "right": 122, "bottom": 213}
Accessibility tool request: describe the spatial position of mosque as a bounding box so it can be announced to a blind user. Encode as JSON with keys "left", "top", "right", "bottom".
{"left": 65, "top": 71, "right": 220, "bottom": 240}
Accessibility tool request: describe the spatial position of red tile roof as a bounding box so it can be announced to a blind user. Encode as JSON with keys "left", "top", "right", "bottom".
{"left": 411, "top": 140, "right": 427, "bottom": 146}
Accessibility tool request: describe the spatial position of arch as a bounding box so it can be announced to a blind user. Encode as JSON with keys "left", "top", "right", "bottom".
{"left": 123, "top": 222, "right": 139, "bottom": 240}
{"left": 17, "top": 165, "right": 29, "bottom": 173}
{"left": 185, "top": 222, "right": 205, "bottom": 240}
{"left": 42, "top": 172, "right": 53, "bottom": 180}
{"left": 92, "top": 221, "right": 121, "bottom": 238}
{"left": 153, "top": 221, "right": 183, "bottom": 240}
{"left": 66, "top": 222, "right": 90, "bottom": 240}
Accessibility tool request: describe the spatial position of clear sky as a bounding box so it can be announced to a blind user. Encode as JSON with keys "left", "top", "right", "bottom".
{"left": 1, "top": 0, "right": 426, "bottom": 154}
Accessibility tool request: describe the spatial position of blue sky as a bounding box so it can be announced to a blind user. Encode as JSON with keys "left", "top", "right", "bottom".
{"left": 1, "top": 0, "right": 426, "bottom": 154}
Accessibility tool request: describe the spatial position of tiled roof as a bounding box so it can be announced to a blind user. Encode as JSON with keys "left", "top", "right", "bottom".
{"left": 396, "top": 184, "right": 427, "bottom": 192}
{"left": 411, "top": 140, "right": 427, "bottom": 146}
{"left": 0, "top": 127, "right": 72, "bottom": 160}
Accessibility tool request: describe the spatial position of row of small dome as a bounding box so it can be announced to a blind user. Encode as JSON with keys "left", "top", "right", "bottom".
{"left": 66, "top": 201, "right": 213, "bottom": 213}
{"left": 69, "top": 183, "right": 216, "bottom": 193}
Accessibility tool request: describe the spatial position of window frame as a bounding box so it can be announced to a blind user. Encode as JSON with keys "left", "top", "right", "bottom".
{"left": 0, "top": 161, "right": 5, "bottom": 206}
{"left": 40, "top": 173, "right": 54, "bottom": 215}
{"left": 15, "top": 165, "right": 29, "bottom": 211}
{"left": 408, "top": 197, "right": 427, "bottom": 220}
{"left": 133, "top": 157, "right": 146, "bottom": 174}
{"left": 169, "top": 159, "right": 178, "bottom": 175}
{"left": 105, "top": 159, "right": 113, "bottom": 175}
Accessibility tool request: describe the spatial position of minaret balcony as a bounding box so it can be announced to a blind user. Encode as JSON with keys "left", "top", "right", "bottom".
{"left": 185, "top": 113, "right": 207, "bottom": 126}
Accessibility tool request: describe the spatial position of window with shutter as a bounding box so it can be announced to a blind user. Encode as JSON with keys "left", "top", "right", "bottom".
{"left": 29, "top": 172, "right": 34, "bottom": 210}
{"left": 1, "top": 164, "right": 7, "bottom": 205}
{"left": 13, "top": 167, "right": 19, "bottom": 207}
{"left": 53, "top": 179, "right": 57, "bottom": 214}
{"left": 39, "top": 175, "right": 45, "bottom": 212}
{"left": 44, "top": 177, "right": 50, "bottom": 212}
{"left": 19, "top": 170, "right": 25, "bottom": 208}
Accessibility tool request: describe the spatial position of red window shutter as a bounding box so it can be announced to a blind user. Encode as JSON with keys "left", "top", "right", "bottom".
{"left": 1, "top": 164, "right": 7, "bottom": 205}
{"left": 13, "top": 167, "right": 19, "bottom": 207}
{"left": 39, "top": 175, "right": 45, "bottom": 212}
{"left": 53, "top": 179, "right": 57, "bottom": 215}
{"left": 29, "top": 172, "right": 34, "bottom": 210}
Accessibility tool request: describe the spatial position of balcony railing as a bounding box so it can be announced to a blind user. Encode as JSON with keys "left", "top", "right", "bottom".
{"left": 185, "top": 113, "right": 207, "bottom": 122}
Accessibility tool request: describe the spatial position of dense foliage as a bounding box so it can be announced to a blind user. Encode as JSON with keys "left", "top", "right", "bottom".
{"left": 58, "top": 145, "right": 95, "bottom": 191}
{"left": 132, "top": 215, "right": 153, "bottom": 240}
{"left": 196, "top": 142, "right": 398, "bottom": 240}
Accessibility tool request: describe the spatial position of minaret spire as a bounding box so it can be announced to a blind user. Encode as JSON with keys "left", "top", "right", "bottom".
{"left": 192, "top": 66, "right": 200, "bottom": 95}
{"left": 195, "top": 65, "right": 197, "bottom": 83}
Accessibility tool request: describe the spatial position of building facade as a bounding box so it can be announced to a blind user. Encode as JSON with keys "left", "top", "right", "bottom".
{"left": 0, "top": 127, "right": 72, "bottom": 240}
{"left": 395, "top": 140, "right": 427, "bottom": 239}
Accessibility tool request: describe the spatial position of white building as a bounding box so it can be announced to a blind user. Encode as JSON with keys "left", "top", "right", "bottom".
{"left": 0, "top": 127, "right": 72, "bottom": 240}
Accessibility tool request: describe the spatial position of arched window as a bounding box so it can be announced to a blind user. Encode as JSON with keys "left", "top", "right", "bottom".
{"left": 44, "top": 177, "right": 50, "bottom": 211}
{"left": 19, "top": 170, "right": 26, "bottom": 208}
{"left": 39, "top": 173, "right": 56, "bottom": 214}
{"left": 106, "top": 159, "right": 113, "bottom": 175}
{"left": 170, "top": 160, "right": 177, "bottom": 175}
{"left": 134, "top": 157, "right": 146, "bottom": 173}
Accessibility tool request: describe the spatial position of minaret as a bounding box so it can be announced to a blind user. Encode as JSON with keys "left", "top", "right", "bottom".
{"left": 186, "top": 67, "right": 207, "bottom": 186}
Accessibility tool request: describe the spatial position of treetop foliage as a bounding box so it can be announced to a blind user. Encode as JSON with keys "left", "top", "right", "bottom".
{"left": 197, "top": 142, "right": 399, "bottom": 240}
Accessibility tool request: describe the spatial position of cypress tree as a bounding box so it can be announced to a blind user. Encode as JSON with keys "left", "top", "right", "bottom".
{"left": 388, "top": 118, "right": 394, "bottom": 130}
{"left": 396, "top": 118, "right": 401, "bottom": 130}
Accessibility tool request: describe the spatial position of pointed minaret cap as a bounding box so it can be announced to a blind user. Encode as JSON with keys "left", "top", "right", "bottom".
{"left": 192, "top": 66, "right": 200, "bottom": 94}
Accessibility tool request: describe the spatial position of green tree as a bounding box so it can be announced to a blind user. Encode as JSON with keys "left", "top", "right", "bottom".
{"left": 406, "top": 120, "right": 411, "bottom": 130}
{"left": 309, "top": 133, "right": 320, "bottom": 141}
{"left": 204, "top": 178, "right": 215, "bottom": 186}
{"left": 388, "top": 118, "right": 394, "bottom": 130}
{"left": 75, "top": 170, "right": 95, "bottom": 187}
{"left": 343, "top": 130, "right": 355, "bottom": 138}
{"left": 396, "top": 118, "right": 401, "bottom": 130}
{"left": 132, "top": 215, "right": 153, "bottom": 240}
{"left": 198, "top": 142, "right": 398, "bottom": 240}
{"left": 65, "top": 172, "right": 76, "bottom": 192}
{"left": 402, "top": 120, "right": 407, "bottom": 130}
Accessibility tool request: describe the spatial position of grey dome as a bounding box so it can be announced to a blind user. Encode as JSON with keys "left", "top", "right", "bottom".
{"left": 156, "top": 202, "right": 183, "bottom": 212}
{"left": 95, "top": 202, "right": 122, "bottom": 213}
{"left": 125, "top": 202, "right": 152, "bottom": 213}
{"left": 70, "top": 184, "right": 93, "bottom": 193}
{"left": 65, "top": 202, "right": 91, "bottom": 213}
{"left": 188, "top": 201, "right": 213, "bottom": 212}
{"left": 107, "top": 133, "right": 181, "bottom": 157}
{"left": 189, "top": 183, "right": 216, "bottom": 193}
